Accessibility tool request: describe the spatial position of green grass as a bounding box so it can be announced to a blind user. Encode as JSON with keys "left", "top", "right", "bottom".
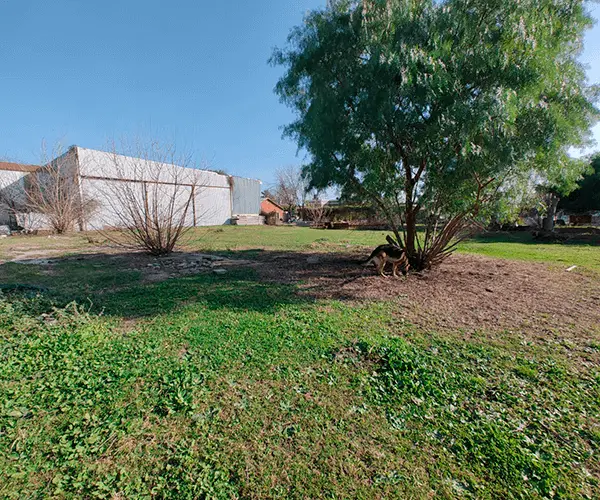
{"left": 189, "top": 225, "right": 389, "bottom": 251}
{"left": 0, "top": 227, "right": 599, "bottom": 498}
{"left": 1, "top": 279, "right": 598, "bottom": 498}
{"left": 460, "top": 232, "right": 600, "bottom": 273}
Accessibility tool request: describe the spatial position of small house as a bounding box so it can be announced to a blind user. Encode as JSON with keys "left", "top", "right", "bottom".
{"left": 260, "top": 198, "right": 285, "bottom": 222}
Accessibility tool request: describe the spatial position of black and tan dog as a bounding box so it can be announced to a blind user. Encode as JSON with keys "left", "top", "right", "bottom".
{"left": 363, "top": 244, "right": 410, "bottom": 278}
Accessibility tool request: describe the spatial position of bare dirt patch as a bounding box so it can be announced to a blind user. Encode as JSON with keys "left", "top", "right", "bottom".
{"left": 1, "top": 243, "right": 116, "bottom": 263}
{"left": 252, "top": 251, "right": 600, "bottom": 359}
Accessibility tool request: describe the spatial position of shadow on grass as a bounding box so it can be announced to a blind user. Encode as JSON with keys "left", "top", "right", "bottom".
{"left": 472, "top": 230, "right": 600, "bottom": 246}
{"left": 102, "top": 267, "right": 307, "bottom": 317}
{"left": 0, "top": 250, "right": 337, "bottom": 319}
{"left": 470, "top": 232, "right": 536, "bottom": 245}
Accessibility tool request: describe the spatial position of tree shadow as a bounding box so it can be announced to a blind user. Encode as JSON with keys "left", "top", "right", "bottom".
{"left": 0, "top": 249, "right": 367, "bottom": 319}
{"left": 101, "top": 267, "right": 308, "bottom": 317}
{"left": 472, "top": 231, "right": 599, "bottom": 246}
{"left": 470, "top": 232, "right": 537, "bottom": 245}
{"left": 3, "top": 245, "right": 597, "bottom": 339}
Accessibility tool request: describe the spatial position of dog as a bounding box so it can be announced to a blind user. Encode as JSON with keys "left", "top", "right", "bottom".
{"left": 363, "top": 244, "right": 410, "bottom": 278}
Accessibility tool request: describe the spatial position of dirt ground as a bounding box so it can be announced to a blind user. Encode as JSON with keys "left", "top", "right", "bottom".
{"left": 246, "top": 251, "right": 600, "bottom": 363}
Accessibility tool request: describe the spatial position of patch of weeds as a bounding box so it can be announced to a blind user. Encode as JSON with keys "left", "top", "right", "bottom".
{"left": 0, "top": 297, "right": 236, "bottom": 499}
{"left": 1, "top": 286, "right": 598, "bottom": 499}
{"left": 152, "top": 364, "right": 205, "bottom": 416}
{"left": 514, "top": 364, "right": 538, "bottom": 380}
{"left": 355, "top": 337, "right": 599, "bottom": 498}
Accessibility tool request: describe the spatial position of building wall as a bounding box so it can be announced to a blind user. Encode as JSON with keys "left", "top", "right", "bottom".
{"left": 75, "top": 147, "right": 229, "bottom": 187}
{"left": 81, "top": 178, "right": 232, "bottom": 229}
{"left": 0, "top": 170, "right": 28, "bottom": 226}
{"left": 0, "top": 154, "right": 80, "bottom": 231}
{"left": 260, "top": 199, "right": 284, "bottom": 219}
{"left": 232, "top": 176, "right": 261, "bottom": 215}
{"left": 75, "top": 147, "right": 240, "bottom": 229}
{"left": 80, "top": 177, "right": 233, "bottom": 230}
{"left": 0, "top": 147, "right": 262, "bottom": 231}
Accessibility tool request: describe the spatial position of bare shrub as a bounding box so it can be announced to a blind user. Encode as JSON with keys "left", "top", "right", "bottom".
{"left": 302, "top": 200, "right": 331, "bottom": 226}
{"left": 272, "top": 165, "right": 309, "bottom": 212}
{"left": 25, "top": 145, "right": 97, "bottom": 234}
{"left": 91, "top": 141, "right": 209, "bottom": 255}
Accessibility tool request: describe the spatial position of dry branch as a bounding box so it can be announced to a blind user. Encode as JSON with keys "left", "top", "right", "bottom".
{"left": 91, "top": 141, "right": 210, "bottom": 255}
{"left": 25, "top": 145, "right": 97, "bottom": 233}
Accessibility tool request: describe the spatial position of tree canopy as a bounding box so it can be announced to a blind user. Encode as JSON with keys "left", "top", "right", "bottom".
{"left": 560, "top": 155, "right": 600, "bottom": 213}
{"left": 272, "top": 0, "right": 598, "bottom": 269}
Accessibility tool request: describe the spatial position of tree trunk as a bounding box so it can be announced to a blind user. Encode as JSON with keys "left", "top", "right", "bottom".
{"left": 543, "top": 194, "right": 560, "bottom": 232}
{"left": 405, "top": 208, "right": 417, "bottom": 257}
{"left": 404, "top": 164, "right": 418, "bottom": 267}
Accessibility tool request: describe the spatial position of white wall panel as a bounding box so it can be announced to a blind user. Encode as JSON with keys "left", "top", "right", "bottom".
{"left": 76, "top": 146, "right": 235, "bottom": 229}
{"left": 80, "top": 178, "right": 232, "bottom": 230}
{"left": 0, "top": 171, "right": 28, "bottom": 226}
{"left": 76, "top": 147, "right": 230, "bottom": 188}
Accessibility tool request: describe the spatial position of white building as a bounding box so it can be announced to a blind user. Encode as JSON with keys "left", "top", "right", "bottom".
{"left": 0, "top": 146, "right": 262, "bottom": 231}
{"left": 0, "top": 161, "right": 39, "bottom": 229}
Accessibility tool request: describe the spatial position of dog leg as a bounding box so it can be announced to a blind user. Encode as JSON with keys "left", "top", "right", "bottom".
{"left": 401, "top": 263, "right": 409, "bottom": 279}
{"left": 378, "top": 259, "right": 388, "bottom": 278}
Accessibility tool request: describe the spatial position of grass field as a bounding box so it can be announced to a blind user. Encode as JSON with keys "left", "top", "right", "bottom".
{"left": 1, "top": 226, "right": 599, "bottom": 498}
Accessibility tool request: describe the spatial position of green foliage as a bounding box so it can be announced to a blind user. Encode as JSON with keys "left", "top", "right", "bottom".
{"left": 535, "top": 155, "right": 590, "bottom": 199}
{"left": 560, "top": 155, "right": 600, "bottom": 212}
{"left": 272, "top": 0, "right": 598, "bottom": 268}
{"left": 485, "top": 170, "right": 540, "bottom": 225}
{"left": 361, "top": 337, "right": 599, "bottom": 498}
{"left": 0, "top": 299, "right": 235, "bottom": 498}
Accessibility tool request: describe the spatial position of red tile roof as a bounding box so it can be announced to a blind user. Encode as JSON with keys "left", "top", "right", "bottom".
{"left": 261, "top": 198, "right": 285, "bottom": 211}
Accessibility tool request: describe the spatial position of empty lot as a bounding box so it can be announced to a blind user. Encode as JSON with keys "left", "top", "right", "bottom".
{"left": 1, "top": 227, "right": 599, "bottom": 498}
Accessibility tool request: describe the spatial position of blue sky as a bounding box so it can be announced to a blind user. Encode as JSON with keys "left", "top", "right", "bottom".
{"left": 1, "top": 1, "right": 600, "bottom": 188}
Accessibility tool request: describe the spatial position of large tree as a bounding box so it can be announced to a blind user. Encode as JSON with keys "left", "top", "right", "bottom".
{"left": 536, "top": 155, "right": 590, "bottom": 231}
{"left": 272, "top": 0, "right": 598, "bottom": 270}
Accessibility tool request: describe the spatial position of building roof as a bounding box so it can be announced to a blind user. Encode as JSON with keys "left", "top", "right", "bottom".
{"left": 0, "top": 161, "right": 39, "bottom": 173}
{"left": 261, "top": 198, "right": 285, "bottom": 211}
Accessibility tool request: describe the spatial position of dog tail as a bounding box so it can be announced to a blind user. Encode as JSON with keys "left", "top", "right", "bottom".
{"left": 362, "top": 247, "right": 381, "bottom": 266}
